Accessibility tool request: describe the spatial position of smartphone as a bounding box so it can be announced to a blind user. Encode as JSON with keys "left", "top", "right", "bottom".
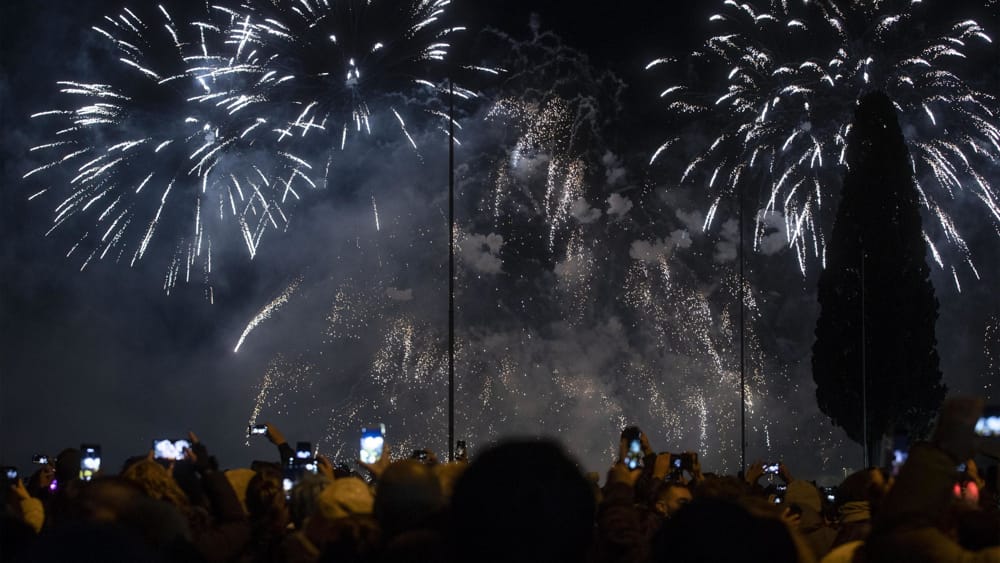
{"left": 80, "top": 444, "right": 101, "bottom": 481}
{"left": 624, "top": 439, "right": 643, "bottom": 470}
{"left": 975, "top": 407, "right": 1000, "bottom": 437}
{"left": 360, "top": 424, "right": 385, "bottom": 464}
{"left": 248, "top": 424, "right": 268, "bottom": 436}
{"left": 820, "top": 486, "right": 836, "bottom": 503}
{"left": 152, "top": 439, "right": 191, "bottom": 461}
{"left": 763, "top": 463, "right": 780, "bottom": 474}
{"left": 31, "top": 454, "right": 49, "bottom": 465}
{"left": 891, "top": 449, "right": 908, "bottom": 476}
{"left": 295, "top": 442, "right": 317, "bottom": 474}
{"left": 619, "top": 426, "right": 642, "bottom": 469}
{"left": 957, "top": 463, "right": 967, "bottom": 473}
{"left": 295, "top": 442, "right": 312, "bottom": 460}
{"left": 3, "top": 466, "right": 18, "bottom": 483}
{"left": 621, "top": 426, "right": 641, "bottom": 442}
{"left": 411, "top": 449, "right": 429, "bottom": 461}
{"left": 455, "top": 440, "right": 467, "bottom": 460}
{"left": 671, "top": 452, "right": 695, "bottom": 470}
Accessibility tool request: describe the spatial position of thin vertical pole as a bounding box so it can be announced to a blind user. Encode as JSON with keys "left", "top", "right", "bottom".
{"left": 739, "top": 184, "right": 746, "bottom": 475}
{"left": 861, "top": 248, "right": 868, "bottom": 467}
{"left": 448, "top": 79, "right": 456, "bottom": 462}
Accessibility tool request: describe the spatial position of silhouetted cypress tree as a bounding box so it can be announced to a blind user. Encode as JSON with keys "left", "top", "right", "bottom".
{"left": 812, "top": 91, "right": 945, "bottom": 462}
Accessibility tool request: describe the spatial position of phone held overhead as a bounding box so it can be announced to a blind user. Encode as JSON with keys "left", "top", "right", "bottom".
{"left": 361, "top": 424, "right": 386, "bottom": 465}
{"left": 80, "top": 444, "right": 101, "bottom": 482}
{"left": 152, "top": 439, "right": 191, "bottom": 461}
{"left": 621, "top": 426, "right": 643, "bottom": 470}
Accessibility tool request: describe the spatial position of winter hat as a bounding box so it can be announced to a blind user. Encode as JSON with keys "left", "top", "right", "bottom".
{"left": 784, "top": 480, "right": 822, "bottom": 513}
{"left": 224, "top": 469, "right": 256, "bottom": 515}
{"left": 316, "top": 477, "right": 374, "bottom": 520}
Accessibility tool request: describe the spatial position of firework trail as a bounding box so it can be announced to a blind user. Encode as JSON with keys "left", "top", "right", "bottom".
{"left": 247, "top": 353, "right": 318, "bottom": 438}
{"left": 485, "top": 97, "right": 589, "bottom": 253}
{"left": 649, "top": 0, "right": 999, "bottom": 282}
{"left": 25, "top": 4, "right": 314, "bottom": 292}
{"left": 234, "top": 275, "right": 302, "bottom": 352}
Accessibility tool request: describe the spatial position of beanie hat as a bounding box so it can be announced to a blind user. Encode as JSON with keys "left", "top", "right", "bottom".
{"left": 316, "top": 477, "right": 374, "bottom": 520}
{"left": 224, "top": 469, "right": 256, "bottom": 515}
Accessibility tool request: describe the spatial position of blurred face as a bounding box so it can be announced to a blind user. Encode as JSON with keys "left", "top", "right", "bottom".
{"left": 655, "top": 485, "right": 693, "bottom": 517}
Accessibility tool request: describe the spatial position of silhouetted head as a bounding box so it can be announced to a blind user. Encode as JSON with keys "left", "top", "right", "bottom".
{"left": 653, "top": 481, "right": 693, "bottom": 517}
{"left": 432, "top": 462, "right": 467, "bottom": 501}
{"left": 54, "top": 448, "right": 80, "bottom": 486}
{"left": 121, "top": 460, "right": 190, "bottom": 509}
{"left": 374, "top": 459, "right": 443, "bottom": 539}
{"left": 449, "top": 439, "right": 595, "bottom": 563}
{"left": 652, "top": 497, "right": 799, "bottom": 563}
{"left": 60, "top": 476, "right": 193, "bottom": 553}
{"left": 837, "top": 467, "right": 888, "bottom": 510}
{"left": 289, "top": 472, "right": 332, "bottom": 528}
{"left": 245, "top": 465, "right": 289, "bottom": 536}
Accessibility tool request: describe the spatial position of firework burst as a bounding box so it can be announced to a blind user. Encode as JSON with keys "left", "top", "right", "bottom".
{"left": 649, "top": 0, "right": 999, "bottom": 282}
{"left": 25, "top": 4, "right": 314, "bottom": 293}
{"left": 224, "top": 0, "right": 482, "bottom": 155}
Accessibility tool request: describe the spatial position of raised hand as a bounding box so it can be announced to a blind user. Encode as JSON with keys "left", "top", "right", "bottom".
{"left": 745, "top": 460, "right": 765, "bottom": 485}
{"left": 358, "top": 442, "right": 391, "bottom": 481}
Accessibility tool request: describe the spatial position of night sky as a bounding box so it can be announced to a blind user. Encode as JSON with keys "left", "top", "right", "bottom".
{"left": 1, "top": 0, "right": 998, "bottom": 482}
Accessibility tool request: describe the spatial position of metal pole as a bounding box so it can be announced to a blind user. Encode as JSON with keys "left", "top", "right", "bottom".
{"left": 448, "top": 79, "right": 456, "bottom": 462}
{"left": 861, "top": 248, "right": 868, "bottom": 467}
{"left": 739, "top": 184, "right": 746, "bottom": 475}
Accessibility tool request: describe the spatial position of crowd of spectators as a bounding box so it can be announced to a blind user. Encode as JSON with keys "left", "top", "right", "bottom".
{"left": 2, "top": 397, "right": 997, "bottom": 562}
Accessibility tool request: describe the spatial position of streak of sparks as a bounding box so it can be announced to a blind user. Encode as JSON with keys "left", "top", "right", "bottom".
{"left": 234, "top": 276, "right": 302, "bottom": 353}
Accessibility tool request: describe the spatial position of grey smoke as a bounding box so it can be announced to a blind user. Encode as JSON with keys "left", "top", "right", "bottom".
{"left": 602, "top": 150, "right": 627, "bottom": 187}
{"left": 629, "top": 230, "right": 692, "bottom": 263}
{"left": 714, "top": 219, "right": 739, "bottom": 263}
{"left": 459, "top": 232, "right": 505, "bottom": 274}
{"left": 676, "top": 209, "right": 705, "bottom": 234}
{"left": 606, "top": 193, "right": 633, "bottom": 218}
{"left": 570, "top": 197, "right": 602, "bottom": 224}
{"left": 757, "top": 210, "right": 789, "bottom": 256}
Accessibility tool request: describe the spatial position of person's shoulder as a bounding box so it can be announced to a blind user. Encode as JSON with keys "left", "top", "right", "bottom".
{"left": 818, "top": 540, "right": 862, "bottom": 563}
